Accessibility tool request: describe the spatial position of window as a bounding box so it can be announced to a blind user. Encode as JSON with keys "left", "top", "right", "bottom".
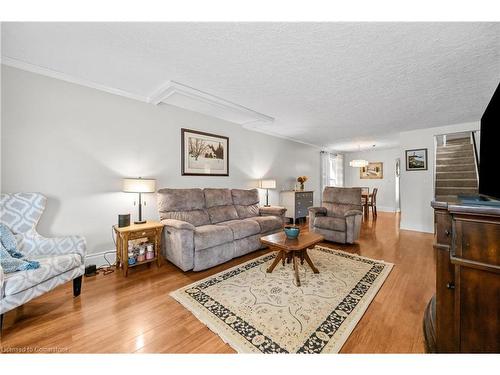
{"left": 320, "top": 152, "right": 344, "bottom": 199}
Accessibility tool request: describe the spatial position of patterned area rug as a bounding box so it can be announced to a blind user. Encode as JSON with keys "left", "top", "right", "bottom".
{"left": 170, "top": 246, "right": 393, "bottom": 353}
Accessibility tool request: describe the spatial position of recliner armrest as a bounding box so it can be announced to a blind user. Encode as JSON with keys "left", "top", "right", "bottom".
{"left": 160, "top": 219, "right": 195, "bottom": 231}
{"left": 344, "top": 209, "right": 363, "bottom": 217}
{"left": 259, "top": 206, "right": 287, "bottom": 217}
{"left": 308, "top": 207, "right": 327, "bottom": 216}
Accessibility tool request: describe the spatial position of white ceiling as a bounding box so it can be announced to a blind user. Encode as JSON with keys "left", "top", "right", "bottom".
{"left": 2, "top": 22, "right": 499, "bottom": 151}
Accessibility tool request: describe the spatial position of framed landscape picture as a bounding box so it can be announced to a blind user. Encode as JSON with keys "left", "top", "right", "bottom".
{"left": 181, "top": 128, "right": 229, "bottom": 176}
{"left": 360, "top": 162, "right": 383, "bottom": 179}
{"left": 406, "top": 148, "right": 428, "bottom": 171}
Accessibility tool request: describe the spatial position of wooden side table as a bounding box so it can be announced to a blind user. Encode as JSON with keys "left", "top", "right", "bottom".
{"left": 113, "top": 221, "right": 164, "bottom": 277}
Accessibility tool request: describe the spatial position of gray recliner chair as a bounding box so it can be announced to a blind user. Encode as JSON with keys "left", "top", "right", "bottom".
{"left": 308, "top": 187, "right": 363, "bottom": 244}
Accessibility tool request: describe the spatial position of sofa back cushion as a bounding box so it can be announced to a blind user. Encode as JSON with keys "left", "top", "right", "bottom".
{"left": 204, "top": 188, "right": 238, "bottom": 224}
{"left": 322, "top": 187, "right": 362, "bottom": 217}
{"left": 157, "top": 188, "right": 210, "bottom": 226}
{"left": 231, "top": 188, "right": 260, "bottom": 219}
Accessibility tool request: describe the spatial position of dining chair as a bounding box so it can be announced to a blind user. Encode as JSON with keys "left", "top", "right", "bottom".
{"left": 367, "top": 188, "right": 378, "bottom": 217}
{"left": 360, "top": 187, "right": 369, "bottom": 215}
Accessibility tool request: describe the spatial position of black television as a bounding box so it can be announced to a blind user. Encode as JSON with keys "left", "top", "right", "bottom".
{"left": 478, "top": 81, "right": 500, "bottom": 200}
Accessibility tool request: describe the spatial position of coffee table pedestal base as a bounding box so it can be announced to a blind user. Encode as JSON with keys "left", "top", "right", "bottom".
{"left": 266, "top": 248, "right": 319, "bottom": 286}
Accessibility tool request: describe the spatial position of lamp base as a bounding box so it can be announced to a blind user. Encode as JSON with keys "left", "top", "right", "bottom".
{"left": 264, "top": 204, "right": 271, "bottom": 207}
{"left": 134, "top": 220, "right": 147, "bottom": 224}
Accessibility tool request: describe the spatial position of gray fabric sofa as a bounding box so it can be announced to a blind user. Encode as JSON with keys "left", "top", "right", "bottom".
{"left": 157, "top": 188, "right": 286, "bottom": 271}
{"left": 308, "top": 187, "right": 363, "bottom": 244}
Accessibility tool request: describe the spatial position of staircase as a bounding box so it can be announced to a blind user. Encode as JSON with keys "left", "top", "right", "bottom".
{"left": 435, "top": 137, "right": 478, "bottom": 200}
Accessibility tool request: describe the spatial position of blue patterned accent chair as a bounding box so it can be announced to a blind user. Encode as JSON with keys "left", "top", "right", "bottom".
{"left": 0, "top": 193, "right": 86, "bottom": 331}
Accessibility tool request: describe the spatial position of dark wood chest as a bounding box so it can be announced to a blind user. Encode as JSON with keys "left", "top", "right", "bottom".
{"left": 424, "top": 200, "right": 500, "bottom": 353}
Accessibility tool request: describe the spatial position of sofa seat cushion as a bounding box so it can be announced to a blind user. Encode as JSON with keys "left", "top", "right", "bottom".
{"left": 194, "top": 225, "right": 234, "bottom": 251}
{"left": 314, "top": 216, "right": 346, "bottom": 231}
{"left": 3, "top": 253, "right": 82, "bottom": 296}
{"left": 216, "top": 219, "right": 261, "bottom": 240}
{"left": 250, "top": 216, "right": 282, "bottom": 233}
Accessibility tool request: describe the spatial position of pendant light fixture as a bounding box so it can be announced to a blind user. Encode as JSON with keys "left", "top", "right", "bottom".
{"left": 349, "top": 144, "right": 369, "bottom": 167}
{"left": 349, "top": 159, "right": 369, "bottom": 167}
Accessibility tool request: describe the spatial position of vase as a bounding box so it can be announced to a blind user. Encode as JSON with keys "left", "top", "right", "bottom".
{"left": 299, "top": 183, "right": 304, "bottom": 191}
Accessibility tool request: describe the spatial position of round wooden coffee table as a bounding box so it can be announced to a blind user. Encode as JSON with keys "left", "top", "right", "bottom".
{"left": 260, "top": 231, "right": 324, "bottom": 286}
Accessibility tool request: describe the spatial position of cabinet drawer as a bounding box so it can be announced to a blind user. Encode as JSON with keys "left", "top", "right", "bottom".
{"left": 295, "top": 200, "right": 313, "bottom": 210}
{"left": 128, "top": 229, "right": 157, "bottom": 240}
{"left": 296, "top": 209, "right": 308, "bottom": 218}
{"left": 455, "top": 220, "right": 500, "bottom": 266}
{"left": 296, "top": 192, "right": 313, "bottom": 200}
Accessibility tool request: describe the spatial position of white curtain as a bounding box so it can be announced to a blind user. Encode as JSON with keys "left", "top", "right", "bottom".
{"left": 320, "top": 152, "right": 344, "bottom": 202}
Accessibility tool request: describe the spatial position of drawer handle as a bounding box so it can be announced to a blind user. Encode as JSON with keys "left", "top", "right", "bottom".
{"left": 446, "top": 282, "right": 455, "bottom": 290}
{"left": 444, "top": 229, "right": 450, "bottom": 236}
{"left": 142, "top": 231, "right": 146, "bottom": 235}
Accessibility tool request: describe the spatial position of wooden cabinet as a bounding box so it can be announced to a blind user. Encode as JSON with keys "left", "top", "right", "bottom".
{"left": 279, "top": 191, "right": 314, "bottom": 224}
{"left": 424, "top": 200, "right": 500, "bottom": 353}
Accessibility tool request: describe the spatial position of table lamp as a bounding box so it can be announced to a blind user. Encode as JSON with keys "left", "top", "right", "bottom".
{"left": 122, "top": 177, "right": 156, "bottom": 224}
{"left": 259, "top": 179, "right": 276, "bottom": 207}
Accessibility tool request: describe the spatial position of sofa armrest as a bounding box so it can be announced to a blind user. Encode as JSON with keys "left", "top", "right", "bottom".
{"left": 344, "top": 209, "right": 363, "bottom": 217}
{"left": 160, "top": 219, "right": 195, "bottom": 271}
{"left": 160, "top": 219, "right": 195, "bottom": 231}
{"left": 259, "top": 206, "right": 287, "bottom": 217}
{"left": 308, "top": 207, "right": 327, "bottom": 231}
{"left": 345, "top": 213, "right": 363, "bottom": 243}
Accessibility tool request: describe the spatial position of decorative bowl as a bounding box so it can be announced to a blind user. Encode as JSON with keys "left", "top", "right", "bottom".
{"left": 284, "top": 226, "right": 300, "bottom": 239}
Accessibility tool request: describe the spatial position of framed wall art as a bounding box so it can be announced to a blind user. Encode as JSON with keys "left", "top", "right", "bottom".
{"left": 360, "top": 162, "right": 383, "bottom": 179}
{"left": 181, "top": 128, "right": 229, "bottom": 176}
{"left": 405, "top": 148, "right": 428, "bottom": 171}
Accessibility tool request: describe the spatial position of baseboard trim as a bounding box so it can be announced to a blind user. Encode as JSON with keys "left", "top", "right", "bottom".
{"left": 85, "top": 250, "right": 116, "bottom": 267}
{"left": 399, "top": 224, "right": 434, "bottom": 234}
{"left": 370, "top": 206, "right": 397, "bottom": 213}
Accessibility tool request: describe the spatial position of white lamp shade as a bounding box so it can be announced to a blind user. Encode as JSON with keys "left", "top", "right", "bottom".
{"left": 349, "top": 160, "right": 369, "bottom": 168}
{"left": 122, "top": 178, "right": 156, "bottom": 193}
{"left": 259, "top": 179, "right": 276, "bottom": 189}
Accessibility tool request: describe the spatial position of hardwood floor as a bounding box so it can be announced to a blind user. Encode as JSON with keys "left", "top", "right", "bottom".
{"left": 0, "top": 212, "right": 435, "bottom": 353}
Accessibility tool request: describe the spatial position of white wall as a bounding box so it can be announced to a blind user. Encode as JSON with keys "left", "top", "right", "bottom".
{"left": 399, "top": 121, "right": 480, "bottom": 233}
{"left": 344, "top": 148, "right": 400, "bottom": 212}
{"left": 1, "top": 66, "right": 321, "bottom": 260}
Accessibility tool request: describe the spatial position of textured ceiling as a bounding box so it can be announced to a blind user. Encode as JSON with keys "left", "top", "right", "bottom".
{"left": 2, "top": 22, "right": 499, "bottom": 151}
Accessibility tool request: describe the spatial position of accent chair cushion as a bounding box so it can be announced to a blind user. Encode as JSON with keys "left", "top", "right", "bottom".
{"left": 216, "top": 219, "right": 261, "bottom": 240}
{"left": 250, "top": 216, "right": 282, "bottom": 233}
{"left": 3, "top": 253, "right": 82, "bottom": 296}
{"left": 314, "top": 216, "right": 346, "bottom": 232}
{"left": 194, "top": 225, "right": 234, "bottom": 251}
